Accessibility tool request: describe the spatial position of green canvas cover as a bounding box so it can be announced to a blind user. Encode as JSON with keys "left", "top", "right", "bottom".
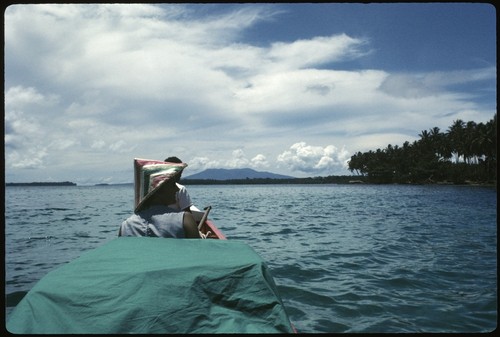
{"left": 7, "top": 238, "right": 294, "bottom": 334}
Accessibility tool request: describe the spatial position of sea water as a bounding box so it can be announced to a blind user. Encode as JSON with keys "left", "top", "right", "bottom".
{"left": 4, "top": 184, "right": 497, "bottom": 333}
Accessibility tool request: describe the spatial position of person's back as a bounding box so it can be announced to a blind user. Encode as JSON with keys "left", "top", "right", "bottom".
{"left": 118, "top": 159, "right": 200, "bottom": 238}
{"left": 119, "top": 205, "right": 199, "bottom": 238}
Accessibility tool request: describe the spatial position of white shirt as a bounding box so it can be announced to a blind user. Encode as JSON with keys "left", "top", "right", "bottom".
{"left": 168, "top": 183, "right": 193, "bottom": 211}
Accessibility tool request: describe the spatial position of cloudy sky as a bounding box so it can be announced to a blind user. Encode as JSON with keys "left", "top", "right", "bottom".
{"left": 4, "top": 3, "right": 496, "bottom": 184}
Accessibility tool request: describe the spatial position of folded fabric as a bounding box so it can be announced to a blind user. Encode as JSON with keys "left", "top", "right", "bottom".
{"left": 7, "top": 238, "right": 295, "bottom": 334}
{"left": 134, "top": 158, "right": 187, "bottom": 212}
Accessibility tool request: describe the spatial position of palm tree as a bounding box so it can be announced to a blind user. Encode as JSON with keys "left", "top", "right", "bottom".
{"left": 348, "top": 114, "right": 496, "bottom": 183}
{"left": 464, "top": 121, "right": 478, "bottom": 164}
{"left": 473, "top": 114, "right": 497, "bottom": 179}
{"left": 447, "top": 119, "right": 466, "bottom": 163}
{"left": 429, "top": 127, "right": 449, "bottom": 161}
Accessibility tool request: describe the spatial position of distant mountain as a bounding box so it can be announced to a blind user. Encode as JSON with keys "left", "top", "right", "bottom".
{"left": 184, "top": 168, "right": 295, "bottom": 180}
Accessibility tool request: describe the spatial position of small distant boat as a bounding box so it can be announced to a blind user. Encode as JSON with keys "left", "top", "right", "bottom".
{"left": 7, "top": 212, "right": 295, "bottom": 334}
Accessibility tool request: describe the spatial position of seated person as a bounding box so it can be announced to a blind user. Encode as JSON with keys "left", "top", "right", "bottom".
{"left": 119, "top": 162, "right": 200, "bottom": 238}
{"left": 164, "top": 156, "right": 195, "bottom": 212}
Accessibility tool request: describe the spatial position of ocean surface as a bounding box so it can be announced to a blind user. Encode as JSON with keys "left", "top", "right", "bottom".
{"left": 4, "top": 184, "right": 497, "bottom": 333}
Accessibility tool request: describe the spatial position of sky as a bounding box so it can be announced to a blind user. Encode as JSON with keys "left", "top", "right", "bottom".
{"left": 4, "top": 3, "right": 496, "bottom": 184}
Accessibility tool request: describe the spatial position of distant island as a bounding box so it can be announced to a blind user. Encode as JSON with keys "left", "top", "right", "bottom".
{"left": 181, "top": 175, "right": 365, "bottom": 185}
{"left": 182, "top": 168, "right": 363, "bottom": 185}
{"left": 184, "top": 168, "right": 294, "bottom": 180}
{"left": 6, "top": 181, "right": 77, "bottom": 187}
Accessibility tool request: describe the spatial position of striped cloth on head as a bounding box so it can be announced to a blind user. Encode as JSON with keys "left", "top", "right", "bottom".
{"left": 134, "top": 158, "right": 187, "bottom": 212}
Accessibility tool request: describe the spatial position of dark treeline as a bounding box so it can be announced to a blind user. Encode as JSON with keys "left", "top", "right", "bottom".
{"left": 6, "top": 181, "right": 77, "bottom": 186}
{"left": 347, "top": 114, "right": 497, "bottom": 184}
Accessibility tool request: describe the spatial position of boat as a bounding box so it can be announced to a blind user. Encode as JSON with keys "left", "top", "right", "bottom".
{"left": 7, "top": 159, "right": 295, "bottom": 333}
{"left": 192, "top": 207, "right": 226, "bottom": 240}
{"left": 6, "top": 215, "right": 295, "bottom": 333}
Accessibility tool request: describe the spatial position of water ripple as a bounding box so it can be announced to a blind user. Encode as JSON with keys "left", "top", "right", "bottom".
{"left": 5, "top": 184, "right": 497, "bottom": 333}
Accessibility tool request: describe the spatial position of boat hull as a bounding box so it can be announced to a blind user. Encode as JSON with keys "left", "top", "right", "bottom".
{"left": 200, "top": 219, "right": 226, "bottom": 239}
{"left": 192, "top": 209, "right": 226, "bottom": 240}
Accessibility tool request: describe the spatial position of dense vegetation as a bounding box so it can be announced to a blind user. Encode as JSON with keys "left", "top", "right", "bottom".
{"left": 6, "top": 181, "right": 77, "bottom": 186}
{"left": 347, "top": 114, "right": 497, "bottom": 184}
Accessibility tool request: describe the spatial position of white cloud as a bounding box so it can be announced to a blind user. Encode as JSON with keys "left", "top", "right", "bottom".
{"left": 5, "top": 86, "right": 53, "bottom": 108}
{"left": 379, "top": 68, "right": 496, "bottom": 99}
{"left": 109, "top": 140, "right": 135, "bottom": 153}
{"left": 251, "top": 154, "right": 269, "bottom": 169}
{"left": 268, "top": 34, "right": 369, "bottom": 69}
{"left": 277, "top": 142, "right": 350, "bottom": 175}
{"left": 91, "top": 140, "right": 106, "bottom": 150}
{"left": 226, "top": 149, "right": 250, "bottom": 168}
{"left": 8, "top": 147, "right": 48, "bottom": 170}
{"left": 186, "top": 157, "right": 220, "bottom": 173}
{"left": 4, "top": 86, "right": 56, "bottom": 167}
{"left": 4, "top": 4, "right": 495, "bottom": 183}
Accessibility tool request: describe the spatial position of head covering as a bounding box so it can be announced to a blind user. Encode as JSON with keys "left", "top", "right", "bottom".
{"left": 134, "top": 158, "right": 187, "bottom": 213}
{"left": 164, "top": 156, "right": 182, "bottom": 163}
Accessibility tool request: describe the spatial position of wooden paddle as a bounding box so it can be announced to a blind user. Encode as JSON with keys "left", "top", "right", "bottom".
{"left": 197, "top": 206, "right": 212, "bottom": 230}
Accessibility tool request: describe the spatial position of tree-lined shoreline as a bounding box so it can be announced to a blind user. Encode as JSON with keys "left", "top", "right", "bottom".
{"left": 348, "top": 114, "right": 497, "bottom": 185}
{"left": 6, "top": 181, "right": 77, "bottom": 187}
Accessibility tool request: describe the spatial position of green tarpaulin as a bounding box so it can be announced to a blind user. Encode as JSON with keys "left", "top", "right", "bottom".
{"left": 7, "top": 238, "right": 294, "bottom": 334}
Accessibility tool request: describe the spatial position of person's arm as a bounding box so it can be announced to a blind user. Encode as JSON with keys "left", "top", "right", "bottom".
{"left": 176, "top": 185, "right": 194, "bottom": 212}
{"left": 182, "top": 212, "right": 201, "bottom": 238}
